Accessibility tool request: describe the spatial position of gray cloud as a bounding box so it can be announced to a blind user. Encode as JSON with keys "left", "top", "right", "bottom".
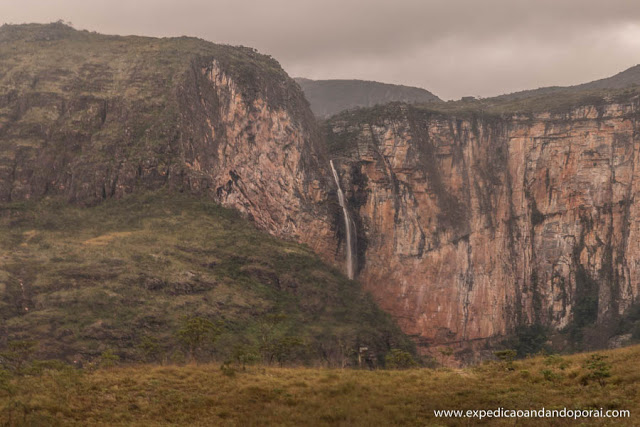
{"left": 2, "top": 0, "right": 640, "bottom": 99}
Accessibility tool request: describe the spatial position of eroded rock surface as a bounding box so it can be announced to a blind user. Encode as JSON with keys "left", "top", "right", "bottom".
{"left": 325, "top": 101, "right": 640, "bottom": 355}
{"left": 0, "top": 23, "right": 336, "bottom": 260}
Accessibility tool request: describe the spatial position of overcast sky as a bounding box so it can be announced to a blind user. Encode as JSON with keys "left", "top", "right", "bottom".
{"left": 2, "top": 0, "right": 640, "bottom": 99}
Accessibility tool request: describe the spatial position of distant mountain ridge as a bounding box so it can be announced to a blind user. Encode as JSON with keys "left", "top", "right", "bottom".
{"left": 495, "top": 64, "right": 640, "bottom": 101}
{"left": 294, "top": 78, "right": 441, "bottom": 118}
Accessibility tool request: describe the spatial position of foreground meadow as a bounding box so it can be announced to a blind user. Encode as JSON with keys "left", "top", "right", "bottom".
{"left": 1, "top": 345, "right": 639, "bottom": 426}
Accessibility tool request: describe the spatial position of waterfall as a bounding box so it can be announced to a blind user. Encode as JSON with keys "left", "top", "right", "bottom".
{"left": 330, "top": 160, "right": 355, "bottom": 279}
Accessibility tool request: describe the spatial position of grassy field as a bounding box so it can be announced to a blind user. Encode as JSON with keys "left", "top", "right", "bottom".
{"left": 0, "top": 345, "right": 638, "bottom": 426}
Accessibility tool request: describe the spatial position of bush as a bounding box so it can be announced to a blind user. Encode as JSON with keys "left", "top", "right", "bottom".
{"left": 541, "top": 369, "right": 561, "bottom": 381}
{"left": 544, "top": 354, "right": 569, "bottom": 370}
{"left": 494, "top": 349, "right": 517, "bottom": 371}
{"left": 220, "top": 361, "right": 236, "bottom": 377}
{"left": 261, "top": 337, "right": 305, "bottom": 367}
{"left": 0, "top": 369, "right": 13, "bottom": 394}
{"left": 138, "top": 336, "right": 163, "bottom": 363}
{"left": 0, "top": 340, "right": 38, "bottom": 373}
{"left": 581, "top": 354, "right": 611, "bottom": 387}
{"left": 385, "top": 349, "right": 417, "bottom": 370}
{"left": 232, "top": 346, "right": 259, "bottom": 370}
{"left": 99, "top": 350, "right": 120, "bottom": 369}
{"left": 512, "top": 324, "right": 549, "bottom": 357}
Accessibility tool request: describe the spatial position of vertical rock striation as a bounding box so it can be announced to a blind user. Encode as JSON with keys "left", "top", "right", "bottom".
{"left": 325, "top": 100, "right": 640, "bottom": 356}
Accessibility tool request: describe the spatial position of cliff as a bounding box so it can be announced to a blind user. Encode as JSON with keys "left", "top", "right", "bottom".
{"left": 325, "top": 95, "right": 640, "bottom": 359}
{"left": 0, "top": 23, "right": 335, "bottom": 260}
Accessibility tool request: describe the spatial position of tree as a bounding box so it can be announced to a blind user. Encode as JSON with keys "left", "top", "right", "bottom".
{"left": 257, "top": 313, "right": 304, "bottom": 366}
{"left": 176, "top": 317, "right": 222, "bottom": 363}
{"left": 271, "top": 337, "right": 305, "bottom": 367}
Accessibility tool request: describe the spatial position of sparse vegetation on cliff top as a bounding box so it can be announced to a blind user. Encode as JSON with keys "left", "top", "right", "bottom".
{"left": 324, "top": 87, "right": 640, "bottom": 128}
{"left": 0, "top": 22, "right": 303, "bottom": 112}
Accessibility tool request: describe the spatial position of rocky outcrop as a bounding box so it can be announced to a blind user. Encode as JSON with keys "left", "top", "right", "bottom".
{"left": 325, "top": 100, "right": 640, "bottom": 357}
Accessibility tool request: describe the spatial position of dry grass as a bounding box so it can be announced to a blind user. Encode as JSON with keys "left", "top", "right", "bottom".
{"left": 1, "top": 345, "right": 639, "bottom": 426}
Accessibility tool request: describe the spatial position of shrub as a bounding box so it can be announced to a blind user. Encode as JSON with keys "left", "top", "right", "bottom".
{"left": 541, "top": 369, "right": 561, "bottom": 381}
{"left": 220, "top": 361, "right": 236, "bottom": 377}
{"left": 138, "top": 336, "right": 163, "bottom": 363}
{"left": 0, "top": 369, "right": 13, "bottom": 394}
{"left": 0, "top": 340, "right": 38, "bottom": 373}
{"left": 385, "top": 349, "right": 417, "bottom": 370}
{"left": 261, "top": 337, "right": 305, "bottom": 367}
{"left": 581, "top": 354, "right": 611, "bottom": 387}
{"left": 494, "top": 350, "right": 517, "bottom": 371}
{"left": 232, "top": 346, "right": 259, "bottom": 370}
{"left": 512, "top": 324, "right": 549, "bottom": 357}
{"left": 99, "top": 350, "right": 120, "bottom": 369}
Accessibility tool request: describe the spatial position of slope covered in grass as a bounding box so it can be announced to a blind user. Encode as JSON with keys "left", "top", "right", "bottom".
{"left": 0, "top": 191, "right": 412, "bottom": 365}
{"left": 1, "top": 345, "right": 638, "bottom": 425}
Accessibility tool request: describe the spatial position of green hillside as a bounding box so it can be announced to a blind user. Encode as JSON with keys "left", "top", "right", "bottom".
{"left": 0, "top": 191, "right": 412, "bottom": 365}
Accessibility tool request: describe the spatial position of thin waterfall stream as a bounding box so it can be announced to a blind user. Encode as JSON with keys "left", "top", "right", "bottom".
{"left": 330, "top": 159, "right": 355, "bottom": 279}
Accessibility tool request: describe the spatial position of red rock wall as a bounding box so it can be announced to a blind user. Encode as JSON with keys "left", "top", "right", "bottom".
{"left": 326, "top": 101, "right": 640, "bottom": 354}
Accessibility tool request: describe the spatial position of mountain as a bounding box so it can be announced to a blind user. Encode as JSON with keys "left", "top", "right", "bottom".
{"left": 0, "top": 22, "right": 336, "bottom": 258}
{"left": 495, "top": 64, "right": 640, "bottom": 101}
{"left": 3, "top": 23, "right": 640, "bottom": 366}
{"left": 294, "top": 78, "right": 441, "bottom": 118}
{"left": 0, "top": 23, "right": 412, "bottom": 364}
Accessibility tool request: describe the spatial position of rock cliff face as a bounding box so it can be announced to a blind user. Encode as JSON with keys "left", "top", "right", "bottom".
{"left": 325, "top": 100, "right": 640, "bottom": 356}
{"left": 0, "top": 23, "right": 335, "bottom": 259}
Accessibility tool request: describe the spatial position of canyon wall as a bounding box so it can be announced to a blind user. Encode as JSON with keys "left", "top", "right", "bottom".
{"left": 325, "top": 100, "right": 640, "bottom": 356}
